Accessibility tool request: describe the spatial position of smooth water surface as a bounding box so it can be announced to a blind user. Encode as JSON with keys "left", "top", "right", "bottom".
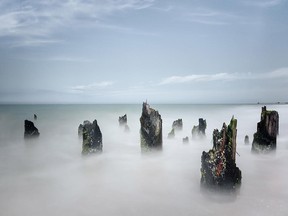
{"left": 0, "top": 104, "right": 287, "bottom": 216}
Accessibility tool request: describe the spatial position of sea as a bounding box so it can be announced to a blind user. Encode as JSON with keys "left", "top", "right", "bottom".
{"left": 0, "top": 104, "right": 287, "bottom": 216}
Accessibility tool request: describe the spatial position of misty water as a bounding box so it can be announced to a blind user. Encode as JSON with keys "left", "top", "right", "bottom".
{"left": 0, "top": 104, "right": 287, "bottom": 216}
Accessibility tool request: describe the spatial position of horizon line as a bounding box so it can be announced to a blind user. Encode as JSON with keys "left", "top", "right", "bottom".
{"left": 0, "top": 102, "right": 287, "bottom": 105}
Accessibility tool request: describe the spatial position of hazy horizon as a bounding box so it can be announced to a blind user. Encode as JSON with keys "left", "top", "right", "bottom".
{"left": 0, "top": 102, "right": 287, "bottom": 105}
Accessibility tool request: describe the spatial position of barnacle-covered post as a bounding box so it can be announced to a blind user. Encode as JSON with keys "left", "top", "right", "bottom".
{"left": 140, "top": 102, "right": 162, "bottom": 151}
{"left": 192, "top": 118, "right": 207, "bottom": 139}
{"left": 24, "top": 120, "right": 40, "bottom": 138}
{"left": 252, "top": 106, "right": 279, "bottom": 153}
{"left": 81, "top": 120, "right": 103, "bottom": 155}
{"left": 200, "top": 116, "right": 241, "bottom": 189}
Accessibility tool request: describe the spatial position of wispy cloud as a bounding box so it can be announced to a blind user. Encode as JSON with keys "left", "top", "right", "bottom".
{"left": 151, "top": 5, "right": 174, "bottom": 12}
{"left": 187, "top": 19, "right": 228, "bottom": 26}
{"left": 9, "top": 39, "right": 61, "bottom": 47}
{"left": 159, "top": 68, "right": 288, "bottom": 85}
{"left": 44, "top": 56, "right": 93, "bottom": 62}
{"left": 71, "top": 81, "right": 115, "bottom": 91}
{"left": 266, "top": 67, "right": 288, "bottom": 78}
{"left": 242, "top": 0, "right": 284, "bottom": 7}
{"left": 188, "top": 9, "right": 222, "bottom": 17}
{"left": 183, "top": 8, "right": 239, "bottom": 26}
{"left": 159, "top": 73, "right": 236, "bottom": 85}
{"left": 7, "top": 54, "right": 93, "bottom": 62}
{"left": 95, "top": 22, "right": 157, "bottom": 36}
{"left": 0, "top": 0, "right": 156, "bottom": 47}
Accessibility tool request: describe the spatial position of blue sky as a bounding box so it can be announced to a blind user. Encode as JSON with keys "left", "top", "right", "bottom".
{"left": 0, "top": 0, "right": 288, "bottom": 104}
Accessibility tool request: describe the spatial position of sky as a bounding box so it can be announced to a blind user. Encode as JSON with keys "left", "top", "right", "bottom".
{"left": 0, "top": 0, "right": 288, "bottom": 104}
